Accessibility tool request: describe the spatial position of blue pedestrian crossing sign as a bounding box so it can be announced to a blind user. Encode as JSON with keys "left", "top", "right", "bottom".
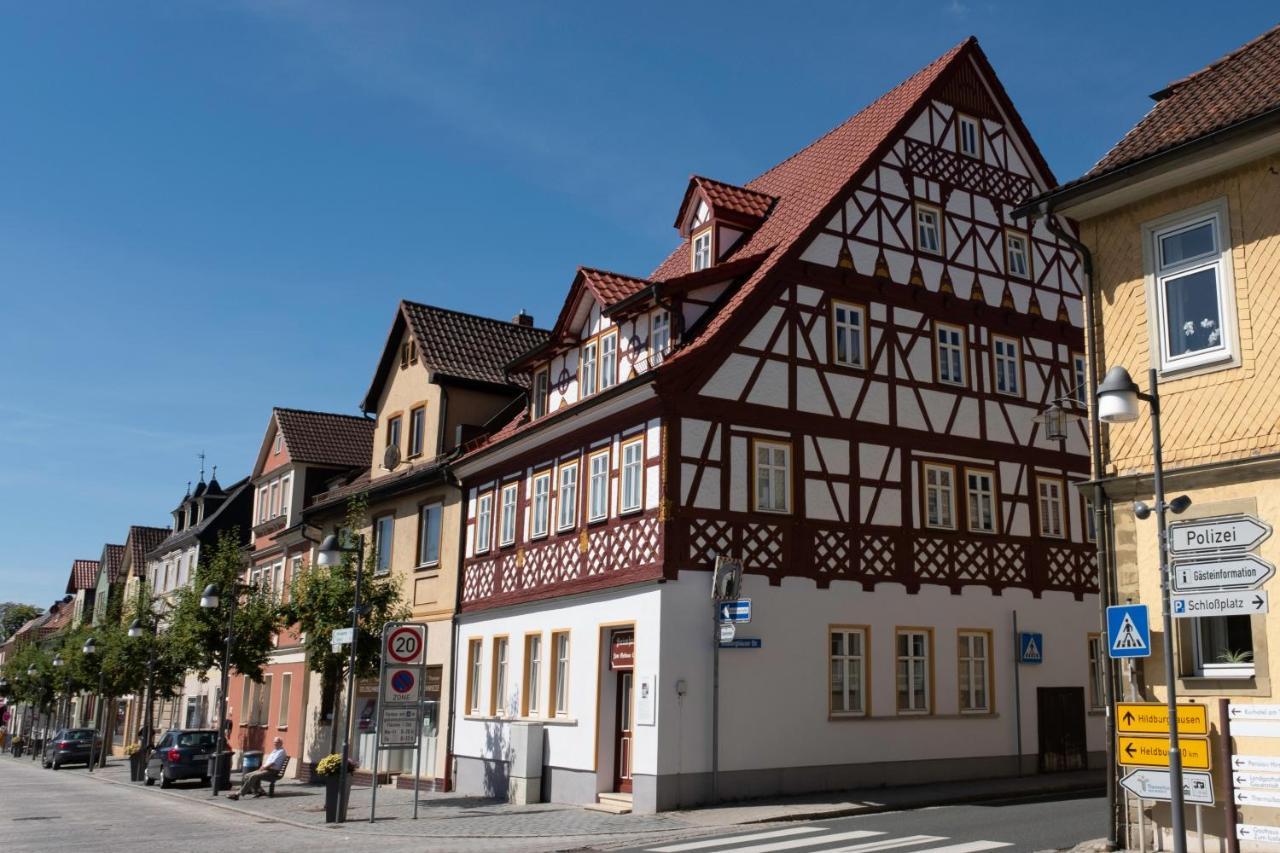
{"left": 1018, "top": 632, "right": 1043, "bottom": 664}
{"left": 1107, "top": 604, "right": 1151, "bottom": 659}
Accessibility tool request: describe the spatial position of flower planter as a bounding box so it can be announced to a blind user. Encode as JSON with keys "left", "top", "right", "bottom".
{"left": 322, "top": 774, "right": 352, "bottom": 823}
{"left": 129, "top": 752, "right": 147, "bottom": 782}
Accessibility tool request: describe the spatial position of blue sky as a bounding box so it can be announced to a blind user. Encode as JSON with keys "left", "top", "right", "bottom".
{"left": 1, "top": 1, "right": 1276, "bottom": 607}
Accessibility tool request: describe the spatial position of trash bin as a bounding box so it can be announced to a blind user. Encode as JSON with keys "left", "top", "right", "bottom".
{"left": 242, "top": 750, "right": 263, "bottom": 773}
{"left": 207, "top": 751, "right": 233, "bottom": 792}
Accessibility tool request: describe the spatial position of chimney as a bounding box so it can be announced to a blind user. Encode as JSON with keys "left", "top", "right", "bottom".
{"left": 512, "top": 310, "right": 534, "bottom": 327}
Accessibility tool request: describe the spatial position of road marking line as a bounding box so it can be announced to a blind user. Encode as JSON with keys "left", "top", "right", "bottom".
{"left": 827, "top": 834, "right": 948, "bottom": 852}
{"left": 907, "top": 843, "right": 1013, "bottom": 853}
{"left": 648, "top": 827, "right": 825, "bottom": 851}
{"left": 652, "top": 830, "right": 884, "bottom": 853}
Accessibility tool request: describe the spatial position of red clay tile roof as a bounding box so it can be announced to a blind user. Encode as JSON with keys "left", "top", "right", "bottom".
{"left": 126, "top": 526, "right": 171, "bottom": 577}
{"left": 1085, "top": 24, "right": 1280, "bottom": 181}
{"left": 66, "top": 559, "right": 100, "bottom": 594}
{"left": 275, "top": 408, "right": 375, "bottom": 469}
{"left": 40, "top": 605, "right": 72, "bottom": 637}
{"left": 403, "top": 301, "right": 550, "bottom": 387}
{"left": 101, "top": 544, "right": 126, "bottom": 585}
{"left": 675, "top": 176, "right": 777, "bottom": 228}
{"left": 579, "top": 268, "right": 653, "bottom": 305}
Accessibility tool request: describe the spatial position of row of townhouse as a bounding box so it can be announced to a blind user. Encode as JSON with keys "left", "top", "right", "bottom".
{"left": 6, "top": 34, "right": 1115, "bottom": 815}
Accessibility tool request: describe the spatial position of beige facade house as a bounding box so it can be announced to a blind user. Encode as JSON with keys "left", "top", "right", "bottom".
{"left": 1020, "top": 24, "right": 1280, "bottom": 853}
{"left": 300, "top": 301, "right": 547, "bottom": 789}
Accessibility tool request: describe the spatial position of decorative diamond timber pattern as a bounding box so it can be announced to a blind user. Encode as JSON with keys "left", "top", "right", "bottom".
{"left": 1047, "top": 546, "right": 1096, "bottom": 591}
{"left": 814, "top": 528, "right": 852, "bottom": 574}
{"left": 742, "top": 522, "right": 783, "bottom": 570}
{"left": 688, "top": 518, "right": 733, "bottom": 565}
{"left": 904, "top": 139, "right": 1034, "bottom": 207}
{"left": 462, "top": 561, "right": 495, "bottom": 602}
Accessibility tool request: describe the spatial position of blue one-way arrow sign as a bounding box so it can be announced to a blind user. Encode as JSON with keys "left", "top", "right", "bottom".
{"left": 718, "top": 599, "right": 751, "bottom": 623}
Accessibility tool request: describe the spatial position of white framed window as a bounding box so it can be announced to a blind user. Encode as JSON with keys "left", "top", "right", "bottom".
{"left": 491, "top": 637, "right": 509, "bottom": 716}
{"left": 600, "top": 332, "right": 618, "bottom": 390}
{"left": 957, "top": 114, "right": 980, "bottom": 158}
{"left": 1072, "top": 352, "right": 1088, "bottom": 406}
{"left": 650, "top": 311, "right": 671, "bottom": 365}
{"left": 1037, "top": 478, "right": 1064, "bottom": 538}
{"left": 966, "top": 469, "right": 996, "bottom": 533}
{"left": 1087, "top": 634, "right": 1106, "bottom": 710}
{"left": 466, "top": 639, "right": 483, "bottom": 715}
{"left": 692, "top": 228, "right": 712, "bottom": 271}
{"left": 831, "top": 301, "right": 865, "bottom": 368}
{"left": 896, "top": 629, "right": 931, "bottom": 713}
{"left": 373, "top": 514, "right": 394, "bottom": 574}
{"left": 829, "top": 627, "right": 867, "bottom": 716}
{"left": 1146, "top": 202, "right": 1235, "bottom": 373}
{"left": 620, "top": 439, "right": 643, "bottom": 513}
{"left": 924, "top": 463, "right": 956, "bottom": 530}
{"left": 257, "top": 485, "right": 269, "bottom": 523}
{"left": 533, "top": 369, "right": 550, "bottom": 419}
{"left": 279, "top": 474, "right": 291, "bottom": 520}
{"left": 278, "top": 672, "right": 292, "bottom": 729}
{"left": 557, "top": 462, "right": 579, "bottom": 531}
{"left": 271, "top": 560, "right": 284, "bottom": 600}
{"left": 474, "top": 493, "right": 493, "bottom": 554}
{"left": 523, "top": 634, "right": 542, "bottom": 717}
{"left": 958, "top": 631, "right": 991, "bottom": 713}
{"left": 418, "top": 502, "right": 442, "bottom": 566}
{"left": 580, "top": 341, "right": 598, "bottom": 397}
{"left": 499, "top": 483, "right": 518, "bottom": 546}
{"left": 1194, "top": 615, "right": 1254, "bottom": 678}
{"left": 270, "top": 479, "right": 281, "bottom": 517}
{"left": 992, "top": 336, "right": 1020, "bottom": 396}
{"left": 916, "top": 204, "right": 942, "bottom": 255}
{"left": 935, "top": 323, "right": 965, "bottom": 386}
{"left": 530, "top": 472, "right": 551, "bottom": 538}
{"left": 588, "top": 450, "right": 609, "bottom": 522}
{"left": 1006, "top": 230, "right": 1029, "bottom": 278}
{"left": 753, "top": 440, "right": 791, "bottom": 514}
{"left": 409, "top": 406, "right": 426, "bottom": 456}
{"left": 272, "top": 432, "right": 282, "bottom": 455}
{"left": 386, "top": 415, "right": 402, "bottom": 452}
{"left": 550, "top": 631, "right": 570, "bottom": 716}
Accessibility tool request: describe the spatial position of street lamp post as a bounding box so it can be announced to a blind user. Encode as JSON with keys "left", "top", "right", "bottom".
{"left": 1098, "top": 366, "right": 1193, "bottom": 853}
{"left": 200, "top": 582, "right": 247, "bottom": 798}
{"left": 316, "top": 531, "right": 366, "bottom": 824}
{"left": 83, "top": 636, "right": 105, "bottom": 773}
{"left": 51, "top": 654, "right": 68, "bottom": 732}
{"left": 128, "top": 617, "right": 159, "bottom": 761}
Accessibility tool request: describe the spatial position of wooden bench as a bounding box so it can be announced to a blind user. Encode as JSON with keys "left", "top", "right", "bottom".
{"left": 267, "top": 756, "right": 290, "bottom": 797}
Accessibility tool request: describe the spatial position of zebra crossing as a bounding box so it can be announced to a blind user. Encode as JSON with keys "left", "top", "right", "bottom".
{"left": 642, "top": 826, "right": 1015, "bottom": 853}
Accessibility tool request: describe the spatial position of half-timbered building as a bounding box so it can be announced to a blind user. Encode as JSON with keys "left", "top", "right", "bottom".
{"left": 451, "top": 37, "right": 1103, "bottom": 813}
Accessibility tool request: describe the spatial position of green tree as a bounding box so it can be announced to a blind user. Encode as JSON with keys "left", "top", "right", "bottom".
{"left": 283, "top": 496, "right": 408, "bottom": 742}
{"left": 1, "top": 643, "right": 57, "bottom": 727}
{"left": 0, "top": 603, "right": 42, "bottom": 639}
{"left": 165, "top": 529, "right": 280, "bottom": 684}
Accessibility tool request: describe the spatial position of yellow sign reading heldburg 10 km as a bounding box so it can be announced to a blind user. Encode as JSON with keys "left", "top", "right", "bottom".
{"left": 1118, "top": 735, "right": 1211, "bottom": 770}
{"left": 1116, "top": 703, "right": 1209, "bottom": 735}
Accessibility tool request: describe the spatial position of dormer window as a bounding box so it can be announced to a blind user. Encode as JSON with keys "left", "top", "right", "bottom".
{"left": 651, "top": 311, "right": 671, "bottom": 365}
{"left": 580, "top": 340, "right": 598, "bottom": 397}
{"left": 599, "top": 331, "right": 618, "bottom": 390}
{"left": 692, "top": 229, "right": 713, "bottom": 271}
{"left": 533, "top": 368, "right": 550, "bottom": 418}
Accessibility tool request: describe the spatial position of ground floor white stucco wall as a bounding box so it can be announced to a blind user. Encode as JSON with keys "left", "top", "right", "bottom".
{"left": 452, "top": 571, "right": 1103, "bottom": 813}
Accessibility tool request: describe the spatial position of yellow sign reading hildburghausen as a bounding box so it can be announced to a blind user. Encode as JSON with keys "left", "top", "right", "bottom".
{"left": 1118, "top": 735, "right": 1211, "bottom": 770}
{"left": 1117, "top": 703, "right": 1210, "bottom": 736}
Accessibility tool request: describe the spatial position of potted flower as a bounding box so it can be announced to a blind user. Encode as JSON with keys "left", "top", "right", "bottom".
{"left": 315, "top": 753, "right": 358, "bottom": 823}
{"left": 124, "top": 742, "right": 146, "bottom": 782}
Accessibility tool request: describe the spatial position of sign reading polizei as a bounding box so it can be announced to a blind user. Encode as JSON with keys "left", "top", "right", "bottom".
{"left": 1172, "top": 590, "right": 1268, "bottom": 619}
{"left": 1172, "top": 554, "right": 1275, "bottom": 593}
{"left": 1169, "top": 513, "right": 1272, "bottom": 556}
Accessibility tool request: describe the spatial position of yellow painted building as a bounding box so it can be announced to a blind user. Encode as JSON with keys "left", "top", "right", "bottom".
{"left": 1021, "top": 24, "right": 1280, "bottom": 852}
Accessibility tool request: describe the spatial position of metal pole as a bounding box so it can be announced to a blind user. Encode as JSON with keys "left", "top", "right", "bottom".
{"left": 1195, "top": 805, "right": 1203, "bottom": 853}
{"left": 369, "top": 738, "right": 379, "bottom": 823}
{"left": 1148, "top": 369, "right": 1186, "bottom": 853}
{"left": 1013, "top": 610, "right": 1023, "bottom": 776}
{"left": 711, "top": 599, "right": 720, "bottom": 803}
{"left": 1137, "top": 791, "right": 1147, "bottom": 853}
{"left": 337, "top": 536, "right": 364, "bottom": 824}
{"left": 1221, "top": 697, "right": 1240, "bottom": 853}
{"left": 413, "top": 699, "right": 422, "bottom": 820}
{"left": 212, "top": 592, "right": 237, "bottom": 797}
{"left": 89, "top": 670, "right": 104, "bottom": 772}
{"left": 143, "top": 635, "right": 157, "bottom": 758}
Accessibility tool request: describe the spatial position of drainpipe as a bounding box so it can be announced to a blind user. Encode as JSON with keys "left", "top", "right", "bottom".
{"left": 1042, "top": 211, "right": 1121, "bottom": 849}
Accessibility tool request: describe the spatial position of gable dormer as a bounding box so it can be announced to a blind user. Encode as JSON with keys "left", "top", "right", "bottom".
{"left": 674, "top": 176, "right": 776, "bottom": 271}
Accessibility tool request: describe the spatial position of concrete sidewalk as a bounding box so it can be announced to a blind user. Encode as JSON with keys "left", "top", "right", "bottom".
{"left": 7, "top": 752, "right": 1102, "bottom": 842}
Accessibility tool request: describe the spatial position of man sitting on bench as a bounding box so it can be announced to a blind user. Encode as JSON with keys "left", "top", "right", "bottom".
{"left": 229, "top": 737, "right": 287, "bottom": 800}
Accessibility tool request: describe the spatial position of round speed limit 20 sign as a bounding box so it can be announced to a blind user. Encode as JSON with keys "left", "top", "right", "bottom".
{"left": 386, "top": 624, "right": 426, "bottom": 665}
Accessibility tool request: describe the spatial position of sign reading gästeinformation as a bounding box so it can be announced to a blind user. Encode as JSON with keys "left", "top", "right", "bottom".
{"left": 1172, "top": 554, "right": 1275, "bottom": 593}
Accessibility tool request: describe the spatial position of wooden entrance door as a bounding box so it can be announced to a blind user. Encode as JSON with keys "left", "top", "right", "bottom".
{"left": 613, "top": 671, "right": 634, "bottom": 793}
{"left": 1036, "top": 686, "right": 1087, "bottom": 772}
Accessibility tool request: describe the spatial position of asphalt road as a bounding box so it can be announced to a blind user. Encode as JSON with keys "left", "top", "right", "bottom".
{"left": 608, "top": 791, "right": 1106, "bottom": 853}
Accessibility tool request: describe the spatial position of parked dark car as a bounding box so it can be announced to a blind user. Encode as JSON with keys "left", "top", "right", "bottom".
{"left": 42, "top": 728, "right": 102, "bottom": 769}
{"left": 144, "top": 728, "right": 218, "bottom": 788}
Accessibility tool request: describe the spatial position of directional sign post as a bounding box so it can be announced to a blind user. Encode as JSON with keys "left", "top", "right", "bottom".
{"left": 717, "top": 599, "right": 752, "bottom": 623}
{"left": 1116, "top": 702, "right": 1209, "bottom": 736}
{"left": 1169, "top": 514, "right": 1272, "bottom": 556}
{"left": 1240, "top": 825, "right": 1280, "bottom": 844}
{"left": 1173, "top": 554, "right": 1276, "bottom": 593}
{"left": 1118, "top": 734, "right": 1212, "bottom": 770}
{"left": 1107, "top": 604, "right": 1152, "bottom": 658}
{"left": 1236, "top": 789, "right": 1280, "bottom": 809}
{"left": 1172, "top": 589, "right": 1268, "bottom": 619}
{"left": 1233, "top": 755, "right": 1280, "bottom": 773}
{"left": 1120, "top": 769, "right": 1215, "bottom": 805}
{"left": 1234, "top": 771, "right": 1280, "bottom": 790}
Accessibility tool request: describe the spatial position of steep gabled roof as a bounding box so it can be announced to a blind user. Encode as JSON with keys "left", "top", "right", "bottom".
{"left": 274, "top": 408, "right": 374, "bottom": 469}
{"left": 674, "top": 176, "right": 777, "bottom": 231}
{"left": 361, "top": 302, "right": 551, "bottom": 411}
{"left": 1087, "top": 24, "right": 1280, "bottom": 181}
{"left": 100, "top": 543, "right": 126, "bottom": 585}
{"left": 125, "top": 526, "right": 171, "bottom": 578}
{"left": 66, "top": 559, "right": 100, "bottom": 594}
{"left": 147, "top": 476, "right": 252, "bottom": 558}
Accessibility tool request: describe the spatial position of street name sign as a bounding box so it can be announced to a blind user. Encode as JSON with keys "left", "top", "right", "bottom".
{"left": 1235, "top": 771, "right": 1280, "bottom": 790}
{"left": 1120, "top": 769, "right": 1215, "bottom": 805}
{"left": 1172, "top": 589, "right": 1268, "bottom": 619}
{"left": 1236, "top": 789, "right": 1280, "bottom": 809}
{"left": 1118, "top": 734, "right": 1211, "bottom": 769}
{"left": 1234, "top": 755, "right": 1280, "bottom": 773}
{"left": 719, "top": 638, "right": 762, "bottom": 649}
{"left": 1239, "top": 824, "right": 1280, "bottom": 844}
{"left": 1172, "top": 554, "right": 1275, "bottom": 593}
{"left": 1169, "top": 514, "right": 1272, "bottom": 556}
{"left": 1231, "top": 704, "right": 1280, "bottom": 721}
{"left": 1116, "top": 702, "right": 1209, "bottom": 736}
{"left": 381, "top": 665, "right": 424, "bottom": 705}
{"left": 331, "top": 627, "right": 353, "bottom": 645}
{"left": 378, "top": 707, "right": 422, "bottom": 748}
{"left": 718, "top": 599, "right": 752, "bottom": 623}
{"left": 386, "top": 624, "right": 427, "bottom": 665}
{"left": 1106, "top": 604, "right": 1151, "bottom": 658}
